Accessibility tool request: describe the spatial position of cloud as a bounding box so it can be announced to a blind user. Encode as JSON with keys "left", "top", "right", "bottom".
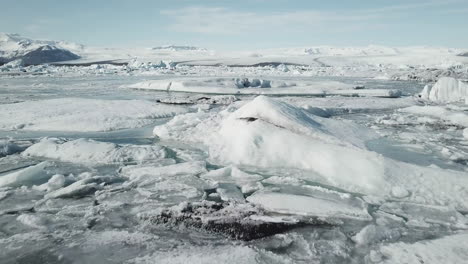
{"left": 24, "top": 18, "right": 58, "bottom": 34}
{"left": 161, "top": 7, "right": 381, "bottom": 35}
{"left": 161, "top": 1, "right": 464, "bottom": 35}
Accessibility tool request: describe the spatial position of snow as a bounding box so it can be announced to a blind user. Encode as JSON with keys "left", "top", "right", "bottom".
{"left": 22, "top": 138, "right": 167, "bottom": 165}
{"left": 420, "top": 77, "right": 468, "bottom": 103}
{"left": 0, "top": 98, "right": 187, "bottom": 132}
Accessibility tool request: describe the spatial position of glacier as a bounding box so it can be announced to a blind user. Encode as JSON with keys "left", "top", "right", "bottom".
{"left": 0, "top": 33, "right": 468, "bottom": 264}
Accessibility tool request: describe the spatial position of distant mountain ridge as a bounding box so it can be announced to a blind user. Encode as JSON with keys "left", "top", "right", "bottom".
{"left": 152, "top": 45, "right": 207, "bottom": 52}
{"left": 0, "top": 33, "right": 81, "bottom": 65}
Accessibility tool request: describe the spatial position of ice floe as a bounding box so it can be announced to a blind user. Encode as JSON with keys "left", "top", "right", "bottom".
{"left": 22, "top": 138, "right": 167, "bottom": 165}
{"left": 247, "top": 191, "right": 371, "bottom": 221}
{"left": 128, "top": 78, "right": 402, "bottom": 97}
{"left": 0, "top": 98, "right": 187, "bottom": 132}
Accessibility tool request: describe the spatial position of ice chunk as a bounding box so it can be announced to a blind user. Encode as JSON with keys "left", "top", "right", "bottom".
{"left": 16, "top": 214, "right": 49, "bottom": 230}
{"left": 155, "top": 96, "right": 468, "bottom": 209}
{"left": 120, "top": 162, "right": 210, "bottom": 201}
{"left": 390, "top": 186, "right": 410, "bottom": 198}
{"left": 0, "top": 162, "right": 52, "bottom": 188}
{"left": 216, "top": 184, "right": 245, "bottom": 203}
{"left": 423, "top": 77, "right": 468, "bottom": 103}
{"left": 157, "top": 95, "right": 238, "bottom": 105}
{"left": 33, "top": 174, "right": 66, "bottom": 192}
{"left": 210, "top": 96, "right": 386, "bottom": 194}
{"left": 140, "top": 201, "right": 299, "bottom": 241}
{"left": 22, "top": 138, "right": 167, "bottom": 165}
{"left": 0, "top": 98, "right": 187, "bottom": 132}
{"left": 379, "top": 202, "right": 468, "bottom": 229}
{"left": 400, "top": 105, "right": 468, "bottom": 127}
{"left": 45, "top": 176, "right": 116, "bottom": 199}
{"left": 246, "top": 191, "right": 371, "bottom": 221}
{"left": 201, "top": 166, "right": 263, "bottom": 183}
{"left": 420, "top": 84, "right": 431, "bottom": 100}
{"left": 120, "top": 161, "right": 207, "bottom": 181}
{"left": 0, "top": 140, "right": 29, "bottom": 157}
{"left": 376, "top": 233, "right": 468, "bottom": 264}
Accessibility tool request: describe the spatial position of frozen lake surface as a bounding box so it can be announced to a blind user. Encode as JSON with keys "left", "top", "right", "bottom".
{"left": 1, "top": 73, "right": 468, "bottom": 264}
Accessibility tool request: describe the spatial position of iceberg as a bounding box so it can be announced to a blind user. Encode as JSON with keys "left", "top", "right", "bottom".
{"left": 420, "top": 77, "right": 468, "bottom": 103}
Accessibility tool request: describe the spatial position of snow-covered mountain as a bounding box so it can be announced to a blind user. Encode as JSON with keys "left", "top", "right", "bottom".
{"left": 0, "top": 33, "right": 82, "bottom": 65}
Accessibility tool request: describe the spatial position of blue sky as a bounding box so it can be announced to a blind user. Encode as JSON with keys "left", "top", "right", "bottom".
{"left": 1, "top": 0, "right": 467, "bottom": 50}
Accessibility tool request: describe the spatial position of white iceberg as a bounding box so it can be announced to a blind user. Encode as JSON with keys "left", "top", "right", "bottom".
{"left": 154, "top": 96, "right": 468, "bottom": 210}
{"left": 420, "top": 77, "right": 468, "bottom": 103}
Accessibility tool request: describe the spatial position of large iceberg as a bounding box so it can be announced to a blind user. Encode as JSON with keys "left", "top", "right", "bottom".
{"left": 420, "top": 77, "right": 468, "bottom": 103}
{"left": 154, "top": 96, "right": 468, "bottom": 210}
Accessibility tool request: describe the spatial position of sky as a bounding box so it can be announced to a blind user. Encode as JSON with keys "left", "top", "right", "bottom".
{"left": 1, "top": 0, "right": 467, "bottom": 50}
